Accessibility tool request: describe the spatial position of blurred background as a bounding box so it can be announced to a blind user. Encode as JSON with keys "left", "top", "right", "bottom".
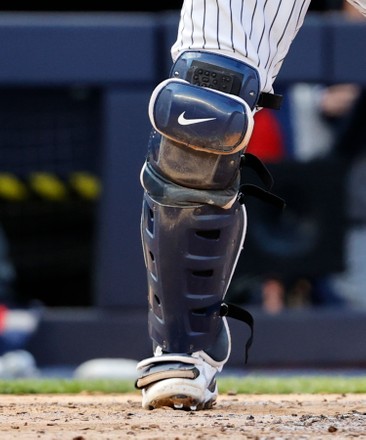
{"left": 0, "top": 0, "right": 366, "bottom": 376}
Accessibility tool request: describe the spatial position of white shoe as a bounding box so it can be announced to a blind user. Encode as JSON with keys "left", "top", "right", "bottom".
{"left": 135, "top": 350, "right": 225, "bottom": 410}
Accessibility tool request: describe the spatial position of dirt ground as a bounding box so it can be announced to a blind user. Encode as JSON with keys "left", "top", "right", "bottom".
{"left": 0, "top": 393, "right": 365, "bottom": 439}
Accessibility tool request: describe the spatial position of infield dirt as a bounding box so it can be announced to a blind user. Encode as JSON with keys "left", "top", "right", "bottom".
{"left": 0, "top": 393, "right": 365, "bottom": 439}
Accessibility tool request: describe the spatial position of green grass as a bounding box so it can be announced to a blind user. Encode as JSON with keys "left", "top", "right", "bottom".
{"left": 219, "top": 375, "right": 366, "bottom": 394}
{"left": 0, "top": 375, "right": 366, "bottom": 395}
{"left": 0, "top": 379, "right": 137, "bottom": 394}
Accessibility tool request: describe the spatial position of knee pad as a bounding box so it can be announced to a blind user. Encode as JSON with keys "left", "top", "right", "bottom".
{"left": 149, "top": 78, "right": 254, "bottom": 155}
{"left": 149, "top": 50, "right": 262, "bottom": 157}
{"left": 143, "top": 51, "right": 264, "bottom": 209}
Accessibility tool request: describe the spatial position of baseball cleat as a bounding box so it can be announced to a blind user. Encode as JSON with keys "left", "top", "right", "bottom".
{"left": 135, "top": 351, "right": 223, "bottom": 410}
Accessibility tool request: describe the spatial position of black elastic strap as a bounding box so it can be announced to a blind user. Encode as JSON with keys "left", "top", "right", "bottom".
{"left": 239, "top": 153, "right": 286, "bottom": 210}
{"left": 241, "top": 152, "right": 274, "bottom": 190}
{"left": 238, "top": 183, "right": 286, "bottom": 210}
{"left": 258, "top": 92, "right": 283, "bottom": 110}
{"left": 220, "top": 302, "right": 254, "bottom": 364}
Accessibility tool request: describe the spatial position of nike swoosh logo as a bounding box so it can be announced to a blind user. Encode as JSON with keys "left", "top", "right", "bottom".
{"left": 177, "top": 111, "right": 216, "bottom": 126}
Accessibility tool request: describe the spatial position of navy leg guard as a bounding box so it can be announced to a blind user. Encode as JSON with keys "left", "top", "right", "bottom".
{"left": 140, "top": 51, "right": 262, "bottom": 362}
{"left": 141, "top": 193, "right": 246, "bottom": 355}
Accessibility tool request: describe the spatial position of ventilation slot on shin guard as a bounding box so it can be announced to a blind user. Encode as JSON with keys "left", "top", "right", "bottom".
{"left": 191, "top": 229, "right": 220, "bottom": 281}
{"left": 147, "top": 207, "right": 154, "bottom": 234}
{"left": 196, "top": 229, "right": 220, "bottom": 240}
{"left": 192, "top": 270, "right": 214, "bottom": 277}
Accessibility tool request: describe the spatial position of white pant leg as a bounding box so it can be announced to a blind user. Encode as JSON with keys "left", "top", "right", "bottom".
{"left": 171, "top": 0, "right": 311, "bottom": 93}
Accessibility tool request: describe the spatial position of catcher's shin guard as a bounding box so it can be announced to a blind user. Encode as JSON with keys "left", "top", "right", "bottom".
{"left": 141, "top": 192, "right": 247, "bottom": 356}
{"left": 139, "top": 51, "right": 269, "bottom": 361}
